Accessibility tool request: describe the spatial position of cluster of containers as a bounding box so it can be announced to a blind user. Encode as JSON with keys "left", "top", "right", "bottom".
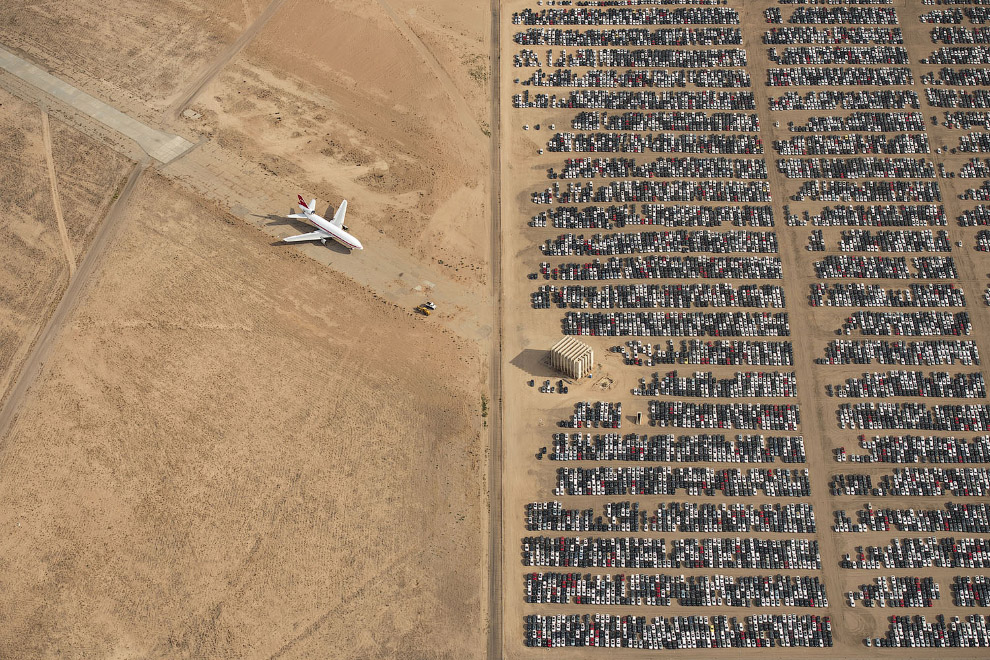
{"left": 525, "top": 500, "right": 815, "bottom": 533}
{"left": 816, "top": 339, "right": 979, "bottom": 365}
{"left": 614, "top": 339, "right": 794, "bottom": 366}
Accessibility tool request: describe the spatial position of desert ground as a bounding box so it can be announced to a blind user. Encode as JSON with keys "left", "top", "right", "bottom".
{"left": 4, "top": 0, "right": 990, "bottom": 657}
{"left": 0, "top": 0, "right": 493, "bottom": 658}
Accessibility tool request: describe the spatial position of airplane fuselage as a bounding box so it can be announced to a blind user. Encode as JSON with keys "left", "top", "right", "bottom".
{"left": 302, "top": 211, "right": 364, "bottom": 250}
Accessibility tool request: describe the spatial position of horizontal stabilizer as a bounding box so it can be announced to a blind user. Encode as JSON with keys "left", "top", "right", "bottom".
{"left": 283, "top": 230, "right": 329, "bottom": 243}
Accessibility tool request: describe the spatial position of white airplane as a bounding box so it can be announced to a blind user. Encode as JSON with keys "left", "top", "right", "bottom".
{"left": 283, "top": 195, "right": 363, "bottom": 250}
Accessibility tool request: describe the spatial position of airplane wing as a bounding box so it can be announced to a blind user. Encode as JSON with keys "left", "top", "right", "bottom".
{"left": 283, "top": 230, "right": 330, "bottom": 243}
{"left": 331, "top": 200, "right": 347, "bottom": 228}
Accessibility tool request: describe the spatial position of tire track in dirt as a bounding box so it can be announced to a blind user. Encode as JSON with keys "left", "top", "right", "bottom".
{"left": 0, "top": 160, "right": 146, "bottom": 445}
{"left": 40, "top": 109, "right": 75, "bottom": 278}
{"left": 167, "top": 0, "right": 288, "bottom": 120}
{"left": 374, "top": 0, "right": 482, "bottom": 133}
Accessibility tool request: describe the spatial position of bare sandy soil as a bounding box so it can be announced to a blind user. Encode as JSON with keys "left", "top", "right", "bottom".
{"left": 182, "top": 0, "right": 491, "bottom": 284}
{"left": 0, "top": 0, "right": 493, "bottom": 657}
{"left": 0, "top": 89, "right": 62, "bottom": 405}
{"left": 48, "top": 121, "right": 131, "bottom": 262}
{"left": 0, "top": 171, "right": 485, "bottom": 659}
{"left": 0, "top": 0, "right": 267, "bottom": 117}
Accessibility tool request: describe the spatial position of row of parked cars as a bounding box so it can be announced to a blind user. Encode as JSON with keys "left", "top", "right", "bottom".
{"left": 523, "top": 535, "right": 822, "bottom": 569}
{"left": 526, "top": 500, "right": 815, "bottom": 533}
{"left": 817, "top": 339, "right": 979, "bottom": 366}
{"left": 526, "top": 571, "right": 828, "bottom": 607}
{"left": 615, "top": 338, "right": 795, "bottom": 366}
{"left": 525, "top": 613, "right": 832, "bottom": 649}
{"left": 554, "top": 465, "right": 811, "bottom": 497}
{"left": 833, "top": 502, "right": 990, "bottom": 534}
{"left": 811, "top": 283, "right": 966, "bottom": 308}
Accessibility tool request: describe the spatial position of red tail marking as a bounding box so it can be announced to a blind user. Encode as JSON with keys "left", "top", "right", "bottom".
{"left": 297, "top": 195, "right": 309, "bottom": 210}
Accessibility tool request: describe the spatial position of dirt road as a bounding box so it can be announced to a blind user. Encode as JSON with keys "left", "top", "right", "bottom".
{"left": 486, "top": 1, "right": 504, "bottom": 658}
{"left": 166, "top": 0, "right": 288, "bottom": 120}
{"left": 0, "top": 159, "right": 146, "bottom": 443}
{"left": 40, "top": 109, "right": 75, "bottom": 277}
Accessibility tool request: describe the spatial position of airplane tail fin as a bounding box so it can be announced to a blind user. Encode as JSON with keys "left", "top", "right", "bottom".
{"left": 332, "top": 199, "right": 348, "bottom": 228}
{"left": 297, "top": 195, "right": 314, "bottom": 213}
